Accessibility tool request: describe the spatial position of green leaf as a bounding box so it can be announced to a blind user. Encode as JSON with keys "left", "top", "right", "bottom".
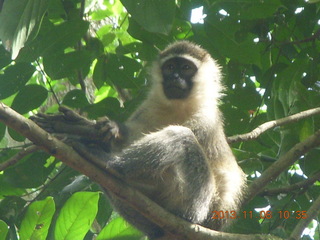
{"left": 0, "top": 220, "right": 9, "bottom": 240}
{"left": 85, "top": 97, "right": 121, "bottom": 119}
{"left": 229, "top": 85, "right": 261, "bottom": 111}
{"left": 11, "top": 85, "right": 48, "bottom": 114}
{"left": 205, "top": 16, "right": 262, "bottom": 66}
{"left": 62, "top": 89, "right": 90, "bottom": 109}
{"left": 0, "top": 123, "right": 5, "bottom": 142}
{"left": 0, "top": 45, "right": 11, "bottom": 69}
{"left": 96, "top": 217, "right": 143, "bottom": 240}
{"left": 299, "top": 149, "right": 320, "bottom": 176}
{"left": 0, "top": 63, "right": 35, "bottom": 100}
{"left": 127, "top": 18, "right": 171, "bottom": 45}
{"left": 3, "top": 152, "right": 52, "bottom": 188}
{"left": 43, "top": 50, "right": 92, "bottom": 80}
{"left": 16, "top": 19, "right": 89, "bottom": 62}
{"left": 121, "top": 0, "right": 175, "bottom": 34}
{"left": 116, "top": 42, "right": 158, "bottom": 61}
{"left": 299, "top": 119, "right": 314, "bottom": 142}
{"left": 105, "top": 54, "right": 142, "bottom": 88}
{"left": 19, "top": 197, "right": 55, "bottom": 240}
{"left": 0, "top": 0, "right": 48, "bottom": 58}
{"left": 272, "top": 57, "right": 308, "bottom": 118}
{"left": 54, "top": 192, "right": 99, "bottom": 240}
{"left": 7, "top": 127, "right": 26, "bottom": 142}
{"left": 220, "top": 0, "right": 283, "bottom": 20}
{"left": 93, "top": 56, "right": 108, "bottom": 89}
{"left": 171, "top": 19, "right": 193, "bottom": 39}
{"left": 95, "top": 194, "right": 113, "bottom": 228}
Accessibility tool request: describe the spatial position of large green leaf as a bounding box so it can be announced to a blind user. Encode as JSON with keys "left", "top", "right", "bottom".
{"left": 0, "top": 63, "right": 35, "bottom": 100}
{"left": 0, "top": 45, "right": 11, "bottom": 69}
{"left": 19, "top": 197, "right": 55, "bottom": 240}
{"left": 62, "top": 89, "right": 90, "bottom": 109}
{"left": 11, "top": 85, "right": 48, "bottom": 114}
{"left": 97, "top": 217, "right": 143, "bottom": 240}
{"left": 0, "top": 220, "right": 8, "bottom": 240}
{"left": 3, "top": 152, "right": 52, "bottom": 188}
{"left": 85, "top": 97, "right": 122, "bottom": 119}
{"left": 121, "top": 0, "right": 175, "bottom": 34}
{"left": 0, "top": 123, "right": 5, "bottom": 142}
{"left": 104, "top": 54, "right": 142, "bottom": 88}
{"left": 0, "top": 0, "right": 48, "bottom": 59}
{"left": 127, "top": 18, "right": 170, "bottom": 45}
{"left": 299, "top": 149, "right": 320, "bottom": 176}
{"left": 54, "top": 192, "right": 99, "bottom": 240}
{"left": 205, "top": 16, "right": 262, "bottom": 66}
{"left": 218, "top": 0, "right": 283, "bottom": 20}
{"left": 16, "top": 19, "right": 89, "bottom": 62}
{"left": 43, "top": 50, "right": 92, "bottom": 80}
{"left": 93, "top": 56, "right": 108, "bottom": 89}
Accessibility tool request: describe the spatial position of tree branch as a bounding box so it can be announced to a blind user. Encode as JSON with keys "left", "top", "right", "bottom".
{"left": 289, "top": 194, "right": 320, "bottom": 240}
{"left": 244, "top": 129, "right": 320, "bottom": 204}
{"left": 0, "top": 102, "right": 282, "bottom": 240}
{"left": 227, "top": 107, "right": 320, "bottom": 144}
{"left": 261, "top": 171, "right": 320, "bottom": 196}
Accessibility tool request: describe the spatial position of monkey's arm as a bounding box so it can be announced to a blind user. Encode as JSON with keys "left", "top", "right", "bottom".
{"left": 31, "top": 106, "right": 128, "bottom": 150}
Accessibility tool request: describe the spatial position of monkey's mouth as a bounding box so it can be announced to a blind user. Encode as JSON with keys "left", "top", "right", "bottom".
{"left": 162, "top": 78, "right": 191, "bottom": 99}
{"left": 163, "top": 85, "right": 190, "bottom": 99}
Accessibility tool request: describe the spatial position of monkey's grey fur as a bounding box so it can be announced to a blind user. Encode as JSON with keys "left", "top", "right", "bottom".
{"left": 101, "top": 41, "right": 246, "bottom": 239}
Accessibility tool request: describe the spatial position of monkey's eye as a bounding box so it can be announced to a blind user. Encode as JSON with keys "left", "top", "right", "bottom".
{"left": 166, "top": 64, "right": 174, "bottom": 70}
{"left": 182, "top": 64, "right": 191, "bottom": 70}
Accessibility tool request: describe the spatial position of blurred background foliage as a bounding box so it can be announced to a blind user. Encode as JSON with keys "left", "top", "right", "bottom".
{"left": 0, "top": 0, "right": 320, "bottom": 239}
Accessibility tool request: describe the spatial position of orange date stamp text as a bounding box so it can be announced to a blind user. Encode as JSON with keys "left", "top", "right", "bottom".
{"left": 211, "top": 210, "right": 308, "bottom": 220}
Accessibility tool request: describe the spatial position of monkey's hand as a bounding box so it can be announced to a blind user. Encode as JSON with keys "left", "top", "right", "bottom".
{"left": 31, "top": 106, "right": 98, "bottom": 139}
{"left": 95, "top": 117, "right": 128, "bottom": 146}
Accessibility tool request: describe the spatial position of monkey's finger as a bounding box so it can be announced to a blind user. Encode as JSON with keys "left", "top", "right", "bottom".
{"left": 58, "top": 106, "right": 88, "bottom": 122}
{"left": 31, "top": 113, "right": 66, "bottom": 122}
{"left": 95, "top": 116, "right": 112, "bottom": 128}
{"left": 99, "top": 127, "right": 115, "bottom": 143}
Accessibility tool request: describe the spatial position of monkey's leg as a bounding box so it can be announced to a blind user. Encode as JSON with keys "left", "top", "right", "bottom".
{"left": 108, "top": 125, "right": 206, "bottom": 175}
{"left": 105, "top": 126, "right": 217, "bottom": 238}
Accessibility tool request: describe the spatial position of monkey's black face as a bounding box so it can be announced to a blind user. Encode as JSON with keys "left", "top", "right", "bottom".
{"left": 161, "top": 57, "right": 197, "bottom": 99}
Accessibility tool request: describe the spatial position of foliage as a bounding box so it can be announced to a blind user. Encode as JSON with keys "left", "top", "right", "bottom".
{"left": 0, "top": 0, "right": 320, "bottom": 239}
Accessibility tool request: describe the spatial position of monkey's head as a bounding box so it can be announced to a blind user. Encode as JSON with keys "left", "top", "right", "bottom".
{"left": 150, "top": 41, "right": 222, "bottom": 104}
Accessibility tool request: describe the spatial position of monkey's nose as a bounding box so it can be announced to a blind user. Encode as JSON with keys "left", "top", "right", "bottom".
{"left": 173, "top": 73, "right": 179, "bottom": 79}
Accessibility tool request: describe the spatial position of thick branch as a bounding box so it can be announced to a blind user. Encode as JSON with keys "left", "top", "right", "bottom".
{"left": 0, "top": 103, "right": 281, "bottom": 240}
{"left": 244, "top": 129, "right": 320, "bottom": 204}
{"left": 228, "top": 107, "right": 320, "bottom": 144}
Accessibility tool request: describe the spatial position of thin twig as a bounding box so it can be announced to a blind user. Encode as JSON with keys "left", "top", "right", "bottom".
{"left": 227, "top": 107, "right": 320, "bottom": 144}
{"left": 262, "top": 171, "right": 320, "bottom": 196}
{"left": 0, "top": 145, "right": 39, "bottom": 171}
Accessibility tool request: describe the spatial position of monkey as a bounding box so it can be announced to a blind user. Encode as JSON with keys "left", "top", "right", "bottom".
{"left": 93, "top": 40, "right": 246, "bottom": 239}
{"left": 32, "top": 40, "right": 246, "bottom": 239}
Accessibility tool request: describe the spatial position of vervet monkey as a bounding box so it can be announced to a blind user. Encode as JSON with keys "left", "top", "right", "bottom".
{"left": 95, "top": 41, "right": 246, "bottom": 239}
